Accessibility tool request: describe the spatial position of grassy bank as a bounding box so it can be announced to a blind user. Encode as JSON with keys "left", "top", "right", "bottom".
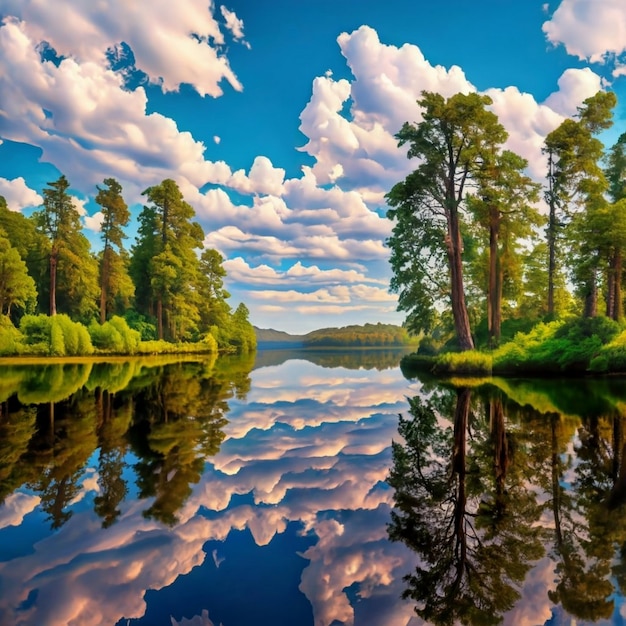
{"left": 402, "top": 317, "right": 626, "bottom": 377}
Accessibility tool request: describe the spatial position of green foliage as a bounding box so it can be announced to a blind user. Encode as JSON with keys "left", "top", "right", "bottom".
{"left": 20, "top": 314, "right": 52, "bottom": 352}
{"left": 433, "top": 350, "right": 493, "bottom": 375}
{"left": 50, "top": 316, "right": 65, "bottom": 356}
{"left": 303, "top": 323, "right": 418, "bottom": 347}
{"left": 589, "top": 329, "right": 626, "bottom": 373}
{"left": 136, "top": 339, "right": 216, "bottom": 355}
{"left": 109, "top": 316, "right": 140, "bottom": 353}
{"left": 491, "top": 317, "right": 620, "bottom": 374}
{"left": 89, "top": 320, "right": 124, "bottom": 352}
{"left": 17, "top": 313, "right": 93, "bottom": 356}
{"left": 124, "top": 310, "right": 157, "bottom": 341}
{"left": 0, "top": 314, "right": 21, "bottom": 356}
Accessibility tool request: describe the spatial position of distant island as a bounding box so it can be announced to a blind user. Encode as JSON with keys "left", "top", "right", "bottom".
{"left": 254, "top": 323, "right": 419, "bottom": 349}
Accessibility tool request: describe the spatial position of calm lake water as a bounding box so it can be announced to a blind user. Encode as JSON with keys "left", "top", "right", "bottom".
{"left": 2, "top": 349, "right": 626, "bottom": 625}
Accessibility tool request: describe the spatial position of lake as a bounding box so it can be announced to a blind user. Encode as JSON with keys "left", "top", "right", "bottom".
{"left": 1, "top": 349, "right": 626, "bottom": 625}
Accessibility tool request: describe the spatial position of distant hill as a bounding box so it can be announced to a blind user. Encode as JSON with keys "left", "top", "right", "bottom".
{"left": 254, "top": 323, "right": 418, "bottom": 349}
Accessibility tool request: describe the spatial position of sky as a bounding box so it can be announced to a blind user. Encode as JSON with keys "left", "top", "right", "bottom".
{"left": 0, "top": 0, "right": 626, "bottom": 334}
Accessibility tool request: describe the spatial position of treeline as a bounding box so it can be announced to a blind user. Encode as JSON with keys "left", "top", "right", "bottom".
{"left": 387, "top": 89, "right": 626, "bottom": 355}
{"left": 0, "top": 176, "right": 255, "bottom": 356}
{"left": 303, "top": 323, "right": 420, "bottom": 347}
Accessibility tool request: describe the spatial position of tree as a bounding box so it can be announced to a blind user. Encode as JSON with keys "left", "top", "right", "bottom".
{"left": 132, "top": 179, "right": 204, "bottom": 340}
{"left": 33, "top": 175, "right": 99, "bottom": 318}
{"left": 95, "top": 178, "right": 132, "bottom": 323}
{"left": 468, "top": 150, "right": 542, "bottom": 345}
{"left": 0, "top": 229, "right": 37, "bottom": 318}
{"left": 387, "top": 91, "right": 507, "bottom": 350}
{"left": 602, "top": 133, "right": 626, "bottom": 319}
{"left": 543, "top": 91, "right": 616, "bottom": 317}
{"left": 197, "top": 248, "right": 231, "bottom": 332}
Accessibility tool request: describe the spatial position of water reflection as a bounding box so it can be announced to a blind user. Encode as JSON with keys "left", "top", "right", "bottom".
{"left": 389, "top": 376, "right": 626, "bottom": 625}
{"left": 5, "top": 352, "right": 626, "bottom": 625}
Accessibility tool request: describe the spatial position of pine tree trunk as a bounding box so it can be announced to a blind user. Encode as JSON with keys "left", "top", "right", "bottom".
{"left": 583, "top": 271, "right": 598, "bottom": 318}
{"left": 100, "top": 247, "right": 110, "bottom": 324}
{"left": 614, "top": 250, "right": 623, "bottom": 320}
{"left": 156, "top": 296, "right": 163, "bottom": 340}
{"left": 488, "top": 215, "right": 501, "bottom": 348}
{"left": 547, "top": 151, "right": 557, "bottom": 317}
{"left": 49, "top": 249, "right": 57, "bottom": 316}
{"left": 448, "top": 207, "right": 474, "bottom": 351}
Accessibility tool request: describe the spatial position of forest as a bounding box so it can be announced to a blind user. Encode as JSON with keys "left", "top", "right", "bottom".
{"left": 387, "top": 89, "right": 626, "bottom": 375}
{"left": 0, "top": 177, "right": 256, "bottom": 357}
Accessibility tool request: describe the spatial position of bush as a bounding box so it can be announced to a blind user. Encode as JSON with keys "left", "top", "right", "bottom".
{"left": 20, "top": 314, "right": 51, "bottom": 347}
{"left": 0, "top": 315, "right": 21, "bottom": 356}
{"left": 50, "top": 317, "right": 65, "bottom": 356}
{"left": 89, "top": 320, "right": 124, "bottom": 352}
{"left": 109, "top": 316, "right": 141, "bottom": 354}
{"left": 124, "top": 311, "right": 157, "bottom": 341}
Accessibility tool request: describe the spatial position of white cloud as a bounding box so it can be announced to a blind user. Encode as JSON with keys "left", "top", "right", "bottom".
{"left": 543, "top": 0, "right": 626, "bottom": 63}
{"left": 298, "top": 26, "right": 475, "bottom": 197}
{"left": 227, "top": 156, "right": 286, "bottom": 196}
{"left": 71, "top": 196, "right": 88, "bottom": 216}
{"left": 543, "top": 67, "right": 604, "bottom": 117}
{"left": 0, "top": 18, "right": 234, "bottom": 199}
{"left": 84, "top": 210, "right": 104, "bottom": 232}
{"left": 220, "top": 5, "right": 250, "bottom": 49}
{"left": 1, "top": 0, "right": 243, "bottom": 97}
{"left": 0, "top": 176, "right": 43, "bottom": 211}
{"left": 223, "top": 257, "right": 385, "bottom": 287}
{"left": 0, "top": 492, "right": 41, "bottom": 529}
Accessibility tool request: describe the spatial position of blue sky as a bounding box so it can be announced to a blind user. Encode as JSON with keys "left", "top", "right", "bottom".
{"left": 1, "top": 0, "right": 625, "bottom": 333}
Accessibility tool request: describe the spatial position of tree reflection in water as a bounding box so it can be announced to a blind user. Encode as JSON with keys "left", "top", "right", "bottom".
{"left": 387, "top": 387, "right": 544, "bottom": 626}
{"left": 0, "top": 354, "right": 254, "bottom": 530}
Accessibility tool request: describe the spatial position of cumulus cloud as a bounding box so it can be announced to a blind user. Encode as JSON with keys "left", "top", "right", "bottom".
{"left": 84, "top": 211, "right": 104, "bottom": 232}
{"left": 223, "top": 257, "right": 386, "bottom": 286}
{"left": 0, "top": 18, "right": 232, "bottom": 198}
{"left": 227, "top": 156, "right": 286, "bottom": 196}
{"left": 0, "top": 492, "right": 41, "bottom": 529}
{"left": 1, "top": 0, "right": 244, "bottom": 96}
{"left": 543, "top": 67, "right": 604, "bottom": 117}
{"left": 298, "top": 26, "right": 475, "bottom": 197}
{"left": 543, "top": 0, "right": 626, "bottom": 63}
{"left": 0, "top": 176, "right": 43, "bottom": 211}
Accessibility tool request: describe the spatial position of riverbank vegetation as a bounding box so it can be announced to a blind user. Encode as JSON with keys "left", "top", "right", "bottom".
{"left": 388, "top": 88, "right": 626, "bottom": 375}
{"left": 0, "top": 177, "right": 255, "bottom": 357}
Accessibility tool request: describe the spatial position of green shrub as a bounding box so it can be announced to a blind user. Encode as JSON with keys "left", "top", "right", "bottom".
{"left": 89, "top": 320, "right": 124, "bottom": 352}
{"left": 124, "top": 311, "right": 157, "bottom": 341}
{"left": 109, "top": 316, "right": 141, "bottom": 354}
{"left": 20, "top": 314, "right": 51, "bottom": 346}
{"left": 76, "top": 323, "right": 94, "bottom": 355}
{"left": 0, "top": 315, "right": 21, "bottom": 356}
{"left": 49, "top": 317, "right": 65, "bottom": 356}
{"left": 54, "top": 314, "right": 79, "bottom": 355}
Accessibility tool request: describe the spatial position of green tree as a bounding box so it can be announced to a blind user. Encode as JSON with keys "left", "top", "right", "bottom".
{"left": 0, "top": 229, "right": 37, "bottom": 318}
{"left": 602, "top": 133, "right": 626, "bottom": 319}
{"left": 0, "top": 197, "right": 49, "bottom": 299}
{"left": 197, "top": 248, "right": 231, "bottom": 332}
{"left": 95, "top": 178, "right": 133, "bottom": 323}
{"left": 132, "top": 179, "right": 204, "bottom": 340}
{"left": 387, "top": 91, "right": 507, "bottom": 350}
{"left": 34, "top": 175, "right": 99, "bottom": 318}
{"left": 468, "top": 150, "right": 542, "bottom": 345}
{"left": 543, "top": 91, "right": 616, "bottom": 317}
